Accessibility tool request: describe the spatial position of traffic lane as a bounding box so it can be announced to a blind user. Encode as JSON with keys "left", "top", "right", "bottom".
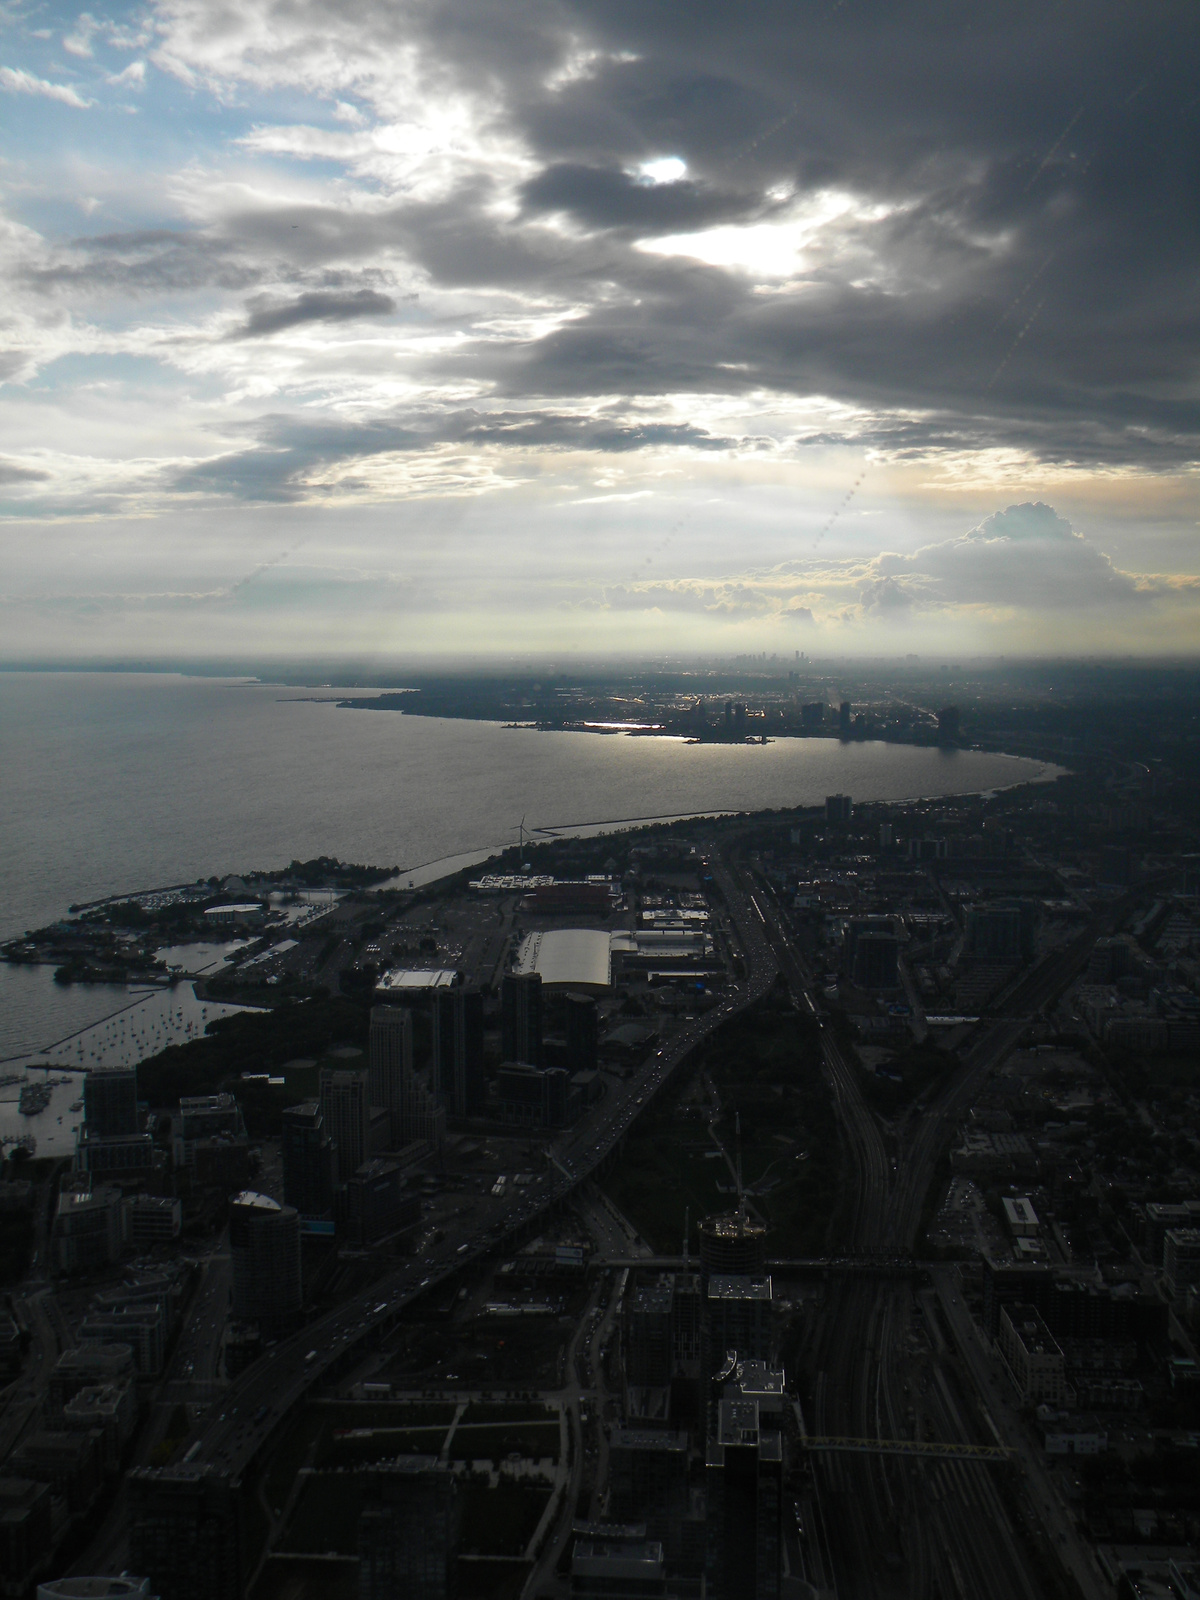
{"left": 171, "top": 1250, "right": 231, "bottom": 1382}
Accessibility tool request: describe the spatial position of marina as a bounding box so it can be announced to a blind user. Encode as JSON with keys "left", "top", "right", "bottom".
{"left": 0, "top": 941, "right": 253, "bottom": 1070}
{"left": 0, "top": 1068, "right": 85, "bottom": 1159}
{"left": 15, "top": 984, "right": 250, "bottom": 1073}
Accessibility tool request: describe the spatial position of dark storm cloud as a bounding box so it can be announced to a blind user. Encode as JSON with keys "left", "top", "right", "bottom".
{"left": 232, "top": 288, "right": 397, "bottom": 338}
{"left": 24, "top": 222, "right": 410, "bottom": 303}
{"left": 443, "top": 411, "right": 737, "bottom": 451}
{"left": 172, "top": 407, "right": 741, "bottom": 501}
{"left": 459, "top": 257, "right": 1200, "bottom": 468}
{"left": 403, "top": 0, "right": 1198, "bottom": 469}
{"left": 532, "top": 0, "right": 1187, "bottom": 189}
{"left": 520, "top": 164, "right": 749, "bottom": 230}
{"left": 26, "top": 188, "right": 598, "bottom": 305}
{"left": 20, "top": 0, "right": 1199, "bottom": 483}
{"left": 524, "top": 60, "right": 768, "bottom": 173}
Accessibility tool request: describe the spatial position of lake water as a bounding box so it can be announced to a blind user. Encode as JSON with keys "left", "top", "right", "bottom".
{"left": 0, "top": 670, "right": 1060, "bottom": 1058}
{"left": 0, "top": 950, "right": 250, "bottom": 1066}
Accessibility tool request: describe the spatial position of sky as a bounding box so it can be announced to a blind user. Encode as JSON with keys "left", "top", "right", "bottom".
{"left": 1, "top": 0, "right": 1198, "bottom": 661}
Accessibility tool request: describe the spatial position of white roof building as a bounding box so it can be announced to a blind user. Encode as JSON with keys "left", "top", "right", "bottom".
{"left": 514, "top": 929, "right": 612, "bottom": 992}
{"left": 376, "top": 968, "right": 458, "bottom": 993}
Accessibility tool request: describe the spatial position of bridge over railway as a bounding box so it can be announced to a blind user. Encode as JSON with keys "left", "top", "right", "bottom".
{"left": 594, "top": 1255, "right": 921, "bottom": 1277}
{"left": 800, "top": 1435, "right": 1013, "bottom": 1464}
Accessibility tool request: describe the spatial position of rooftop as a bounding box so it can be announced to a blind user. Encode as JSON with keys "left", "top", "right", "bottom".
{"left": 700, "top": 1212, "right": 766, "bottom": 1241}
{"left": 376, "top": 968, "right": 458, "bottom": 991}
{"left": 708, "top": 1274, "right": 773, "bottom": 1301}
{"left": 728, "top": 1359, "right": 786, "bottom": 1398}
{"left": 717, "top": 1397, "right": 761, "bottom": 1447}
{"left": 514, "top": 928, "right": 612, "bottom": 991}
{"left": 609, "top": 1428, "right": 688, "bottom": 1453}
{"left": 230, "top": 1191, "right": 281, "bottom": 1213}
{"left": 1004, "top": 1303, "right": 1062, "bottom": 1358}
{"left": 572, "top": 1540, "right": 664, "bottom": 1580}
{"left": 631, "top": 1281, "right": 673, "bottom": 1315}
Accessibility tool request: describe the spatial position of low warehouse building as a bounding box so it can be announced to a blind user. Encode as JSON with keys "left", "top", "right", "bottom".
{"left": 514, "top": 929, "right": 612, "bottom": 993}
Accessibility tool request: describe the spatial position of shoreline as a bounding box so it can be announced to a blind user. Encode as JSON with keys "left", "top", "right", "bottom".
{"left": 6, "top": 750, "right": 1067, "bottom": 931}
{"left": 0, "top": 751, "right": 1064, "bottom": 1068}
{"left": 382, "top": 756, "right": 1064, "bottom": 890}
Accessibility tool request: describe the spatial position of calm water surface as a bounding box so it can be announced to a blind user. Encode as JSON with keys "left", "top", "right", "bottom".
{"left": 0, "top": 671, "right": 1059, "bottom": 1057}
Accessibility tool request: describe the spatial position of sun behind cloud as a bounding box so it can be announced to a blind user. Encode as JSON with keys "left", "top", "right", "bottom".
{"left": 0, "top": 0, "right": 1196, "bottom": 658}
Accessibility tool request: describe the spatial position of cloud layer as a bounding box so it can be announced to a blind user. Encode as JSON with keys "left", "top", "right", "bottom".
{"left": 600, "top": 502, "right": 1200, "bottom": 631}
{"left": 0, "top": 0, "right": 1197, "bottom": 655}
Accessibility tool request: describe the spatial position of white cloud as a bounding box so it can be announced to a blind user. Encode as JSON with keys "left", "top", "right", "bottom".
{"left": 63, "top": 12, "right": 100, "bottom": 58}
{"left": 236, "top": 123, "right": 377, "bottom": 162}
{"left": 0, "top": 66, "right": 92, "bottom": 107}
{"left": 604, "top": 502, "right": 1200, "bottom": 634}
{"left": 868, "top": 501, "right": 1149, "bottom": 612}
{"left": 571, "top": 489, "right": 654, "bottom": 504}
{"left": 107, "top": 60, "right": 147, "bottom": 88}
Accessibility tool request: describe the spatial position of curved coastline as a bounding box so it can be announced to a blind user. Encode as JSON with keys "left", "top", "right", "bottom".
{"left": 0, "top": 669, "right": 1062, "bottom": 952}
{"left": 384, "top": 746, "right": 1064, "bottom": 890}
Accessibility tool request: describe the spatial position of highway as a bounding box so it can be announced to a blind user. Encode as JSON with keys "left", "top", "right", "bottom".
{"left": 523, "top": 1231, "right": 626, "bottom": 1598}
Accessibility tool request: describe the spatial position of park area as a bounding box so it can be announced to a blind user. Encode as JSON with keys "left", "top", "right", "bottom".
{"left": 254, "top": 1395, "right": 562, "bottom": 1582}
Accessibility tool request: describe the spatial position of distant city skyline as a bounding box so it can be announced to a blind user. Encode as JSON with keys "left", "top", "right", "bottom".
{"left": 1, "top": 0, "right": 1197, "bottom": 658}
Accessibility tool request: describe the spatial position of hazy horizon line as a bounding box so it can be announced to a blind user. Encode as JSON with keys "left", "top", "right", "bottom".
{"left": 4, "top": 653, "right": 1200, "bottom": 676}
